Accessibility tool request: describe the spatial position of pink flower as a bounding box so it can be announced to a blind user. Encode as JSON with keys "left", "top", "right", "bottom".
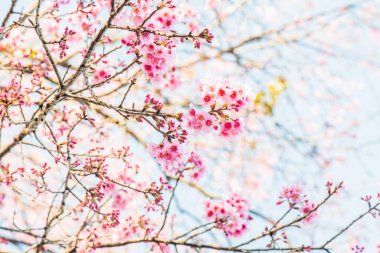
{"left": 58, "top": 27, "right": 76, "bottom": 58}
{"left": 150, "top": 139, "right": 206, "bottom": 179}
{"left": 301, "top": 201, "right": 317, "bottom": 224}
{"left": 351, "top": 245, "right": 365, "bottom": 253}
{"left": 186, "top": 107, "right": 216, "bottom": 133}
{"left": 122, "top": 2, "right": 179, "bottom": 82}
{"left": 193, "top": 39, "right": 201, "bottom": 49}
{"left": 198, "top": 80, "right": 248, "bottom": 111}
{"left": 156, "top": 11, "right": 176, "bottom": 29}
{"left": 277, "top": 185, "right": 304, "bottom": 206}
{"left": 102, "top": 210, "right": 120, "bottom": 229}
{"left": 199, "top": 28, "right": 214, "bottom": 43}
{"left": 138, "top": 36, "right": 174, "bottom": 82}
{"left": 149, "top": 140, "right": 184, "bottom": 175}
{"left": 304, "top": 246, "right": 312, "bottom": 252}
{"left": 186, "top": 152, "right": 206, "bottom": 180}
{"left": 93, "top": 69, "right": 111, "bottom": 83}
{"left": 205, "top": 194, "right": 252, "bottom": 237}
{"left": 144, "top": 94, "right": 164, "bottom": 111}
{"left": 277, "top": 185, "right": 318, "bottom": 224}
{"left": 185, "top": 79, "right": 249, "bottom": 138}
{"left": 219, "top": 119, "right": 242, "bottom": 137}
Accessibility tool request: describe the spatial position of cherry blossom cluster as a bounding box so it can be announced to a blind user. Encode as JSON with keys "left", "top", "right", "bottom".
{"left": 144, "top": 95, "right": 207, "bottom": 179}
{"left": 149, "top": 140, "right": 183, "bottom": 175}
{"left": 120, "top": 0, "right": 213, "bottom": 83}
{"left": 186, "top": 80, "right": 249, "bottom": 138}
{"left": 58, "top": 27, "right": 76, "bottom": 58}
{"left": 0, "top": 41, "right": 51, "bottom": 117}
{"left": 145, "top": 177, "right": 172, "bottom": 212}
{"left": 276, "top": 185, "right": 304, "bottom": 206}
{"left": 193, "top": 28, "right": 214, "bottom": 48}
{"left": 277, "top": 185, "right": 318, "bottom": 224}
{"left": 186, "top": 151, "right": 206, "bottom": 180}
{"left": 31, "top": 162, "right": 51, "bottom": 178}
{"left": 82, "top": 180, "right": 111, "bottom": 211}
{"left": 102, "top": 209, "right": 121, "bottom": 229}
{"left": 186, "top": 107, "right": 216, "bottom": 133}
{"left": 139, "top": 94, "right": 188, "bottom": 143}
{"left": 361, "top": 193, "right": 380, "bottom": 218}
{"left": 149, "top": 140, "right": 206, "bottom": 180}
{"left": 121, "top": 215, "right": 152, "bottom": 239}
{"left": 93, "top": 69, "right": 112, "bottom": 83}
{"left": 144, "top": 94, "right": 164, "bottom": 112}
{"left": 199, "top": 80, "right": 248, "bottom": 111}
{"left": 205, "top": 194, "right": 252, "bottom": 236}
{"left": 137, "top": 35, "right": 175, "bottom": 82}
{"left": 120, "top": 1, "right": 177, "bottom": 82}
{"left": 0, "top": 164, "right": 24, "bottom": 186}
{"left": 56, "top": 0, "right": 109, "bottom": 35}
{"left": 0, "top": 80, "right": 26, "bottom": 117}
{"left": 352, "top": 245, "right": 365, "bottom": 253}
{"left": 70, "top": 145, "right": 172, "bottom": 215}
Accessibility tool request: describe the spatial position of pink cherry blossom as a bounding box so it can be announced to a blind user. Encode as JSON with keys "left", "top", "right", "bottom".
{"left": 199, "top": 79, "right": 248, "bottom": 112}
{"left": 277, "top": 185, "right": 304, "bottom": 206}
{"left": 186, "top": 152, "right": 206, "bottom": 180}
{"left": 186, "top": 107, "right": 216, "bottom": 133}
{"left": 205, "top": 194, "right": 252, "bottom": 237}
{"left": 149, "top": 140, "right": 184, "bottom": 175}
{"left": 301, "top": 201, "right": 318, "bottom": 224}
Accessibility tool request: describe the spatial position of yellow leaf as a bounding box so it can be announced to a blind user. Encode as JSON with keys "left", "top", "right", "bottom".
{"left": 29, "top": 50, "right": 37, "bottom": 59}
{"left": 254, "top": 91, "right": 265, "bottom": 106}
